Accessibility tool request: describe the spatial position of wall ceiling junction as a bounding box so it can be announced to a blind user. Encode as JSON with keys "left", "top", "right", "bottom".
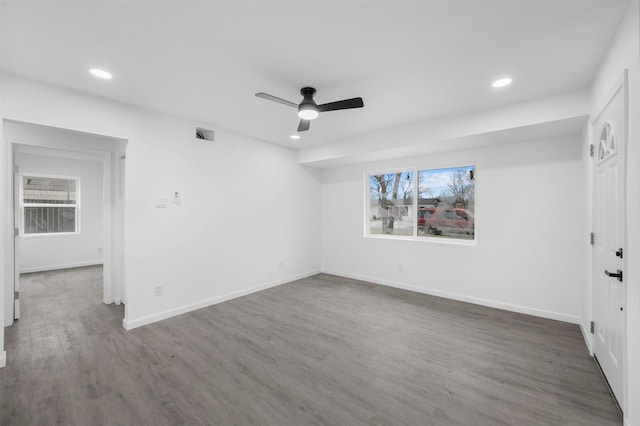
{"left": 0, "top": 1, "right": 629, "bottom": 165}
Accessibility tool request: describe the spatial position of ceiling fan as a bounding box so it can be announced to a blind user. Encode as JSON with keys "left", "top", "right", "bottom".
{"left": 255, "top": 87, "right": 364, "bottom": 132}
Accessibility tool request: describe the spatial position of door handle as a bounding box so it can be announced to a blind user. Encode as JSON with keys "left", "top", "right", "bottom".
{"left": 605, "top": 269, "right": 623, "bottom": 282}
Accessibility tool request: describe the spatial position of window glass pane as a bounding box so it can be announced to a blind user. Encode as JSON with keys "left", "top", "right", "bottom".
{"left": 417, "top": 166, "right": 475, "bottom": 240}
{"left": 24, "top": 206, "right": 76, "bottom": 234}
{"left": 23, "top": 176, "right": 76, "bottom": 205}
{"left": 369, "top": 171, "right": 414, "bottom": 236}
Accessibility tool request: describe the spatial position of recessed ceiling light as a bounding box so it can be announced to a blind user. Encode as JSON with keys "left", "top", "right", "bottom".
{"left": 491, "top": 77, "right": 512, "bottom": 88}
{"left": 89, "top": 68, "right": 113, "bottom": 79}
{"left": 290, "top": 135, "right": 301, "bottom": 140}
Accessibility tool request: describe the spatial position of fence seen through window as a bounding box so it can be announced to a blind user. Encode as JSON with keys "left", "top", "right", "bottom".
{"left": 22, "top": 175, "right": 78, "bottom": 234}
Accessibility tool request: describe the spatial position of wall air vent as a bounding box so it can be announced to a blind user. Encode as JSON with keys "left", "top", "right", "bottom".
{"left": 196, "top": 127, "right": 215, "bottom": 142}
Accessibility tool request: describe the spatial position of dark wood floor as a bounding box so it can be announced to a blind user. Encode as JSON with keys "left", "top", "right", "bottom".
{"left": 0, "top": 266, "right": 621, "bottom": 425}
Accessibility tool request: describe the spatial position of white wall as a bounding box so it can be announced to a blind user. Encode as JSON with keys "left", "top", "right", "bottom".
{"left": 321, "top": 134, "right": 585, "bottom": 323}
{"left": 1, "top": 74, "right": 322, "bottom": 331}
{"left": 16, "top": 149, "right": 103, "bottom": 272}
{"left": 587, "top": 1, "right": 640, "bottom": 424}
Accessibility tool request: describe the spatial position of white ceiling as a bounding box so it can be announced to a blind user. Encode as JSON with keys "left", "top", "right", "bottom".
{"left": 0, "top": 1, "right": 629, "bottom": 150}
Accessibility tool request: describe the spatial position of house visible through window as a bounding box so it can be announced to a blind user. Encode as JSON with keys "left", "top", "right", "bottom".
{"left": 22, "top": 175, "right": 79, "bottom": 235}
{"left": 368, "top": 165, "right": 475, "bottom": 241}
{"left": 417, "top": 166, "right": 475, "bottom": 240}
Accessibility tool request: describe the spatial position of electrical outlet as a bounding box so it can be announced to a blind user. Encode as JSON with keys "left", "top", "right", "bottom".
{"left": 398, "top": 263, "right": 405, "bottom": 273}
{"left": 278, "top": 260, "right": 284, "bottom": 269}
{"left": 154, "top": 285, "right": 163, "bottom": 296}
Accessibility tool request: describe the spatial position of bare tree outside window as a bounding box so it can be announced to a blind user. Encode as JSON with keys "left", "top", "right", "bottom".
{"left": 418, "top": 166, "right": 474, "bottom": 240}
{"left": 369, "top": 171, "right": 414, "bottom": 235}
{"left": 367, "top": 165, "right": 475, "bottom": 241}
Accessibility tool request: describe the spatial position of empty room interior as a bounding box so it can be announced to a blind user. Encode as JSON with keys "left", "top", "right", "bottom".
{"left": 1, "top": 1, "right": 639, "bottom": 425}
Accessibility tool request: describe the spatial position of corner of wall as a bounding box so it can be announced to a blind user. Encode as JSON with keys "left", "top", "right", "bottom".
{"left": 0, "top": 350, "right": 6, "bottom": 368}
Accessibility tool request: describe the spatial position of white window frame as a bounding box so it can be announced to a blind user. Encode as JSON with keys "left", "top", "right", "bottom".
{"left": 365, "top": 163, "right": 476, "bottom": 246}
{"left": 20, "top": 173, "right": 81, "bottom": 237}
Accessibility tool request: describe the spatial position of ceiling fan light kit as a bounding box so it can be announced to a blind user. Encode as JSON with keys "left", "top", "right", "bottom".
{"left": 297, "top": 87, "right": 320, "bottom": 120}
{"left": 297, "top": 106, "right": 319, "bottom": 120}
{"left": 255, "top": 86, "right": 364, "bottom": 133}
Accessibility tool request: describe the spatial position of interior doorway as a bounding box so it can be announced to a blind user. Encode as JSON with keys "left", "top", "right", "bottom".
{"left": 4, "top": 120, "right": 126, "bottom": 326}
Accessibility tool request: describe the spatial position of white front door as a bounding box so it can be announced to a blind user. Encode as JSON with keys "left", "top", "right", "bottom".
{"left": 592, "top": 72, "right": 627, "bottom": 411}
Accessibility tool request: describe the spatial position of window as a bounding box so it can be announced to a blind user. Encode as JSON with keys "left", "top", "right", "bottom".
{"left": 367, "top": 165, "right": 475, "bottom": 242}
{"left": 369, "top": 171, "right": 415, "bottom": 236}
{"left": 417, "top": 166, "right": 475, "bottom": 240}
{"left": 21, "top": 175, "right": 79, "bottom": 235}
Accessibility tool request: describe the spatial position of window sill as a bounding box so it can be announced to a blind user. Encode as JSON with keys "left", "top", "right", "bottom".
{"left": 21, "top": 232, "right": 79, "bottom": 238}
{"left": 365, "top": 234, "right": 477, "bottom": 246}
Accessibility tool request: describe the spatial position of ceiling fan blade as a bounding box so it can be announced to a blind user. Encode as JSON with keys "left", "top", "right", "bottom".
{"left": 255, "top": 92, "right": 298, "bottom": 109}
{"left": 318, "top": 97, "right": 364, "bottom": 113}
{"left": 297, "top": 119, "right": 311, "bottom": 132}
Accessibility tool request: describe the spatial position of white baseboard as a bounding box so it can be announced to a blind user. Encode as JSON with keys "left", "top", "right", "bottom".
{"left": 322, "top": 269, "right": 581, "bottom": 325}
{"left": 21, "top": 260, "right": 103, "bottom": 274}
{"left": 123, "top": 269, "right": 321, "bottom": 331}
{"left": 0, "top": 350, "right": 6, "bottom": 368}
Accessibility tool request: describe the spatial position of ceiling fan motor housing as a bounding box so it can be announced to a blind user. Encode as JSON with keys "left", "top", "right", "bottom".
{"left": 298, "top": 87, "right": 319, "bottom": 119}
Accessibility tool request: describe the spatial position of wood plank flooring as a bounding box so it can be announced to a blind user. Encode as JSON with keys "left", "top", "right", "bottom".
{"left": 0, "top": 266, "right": 622, "bottom": 425}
